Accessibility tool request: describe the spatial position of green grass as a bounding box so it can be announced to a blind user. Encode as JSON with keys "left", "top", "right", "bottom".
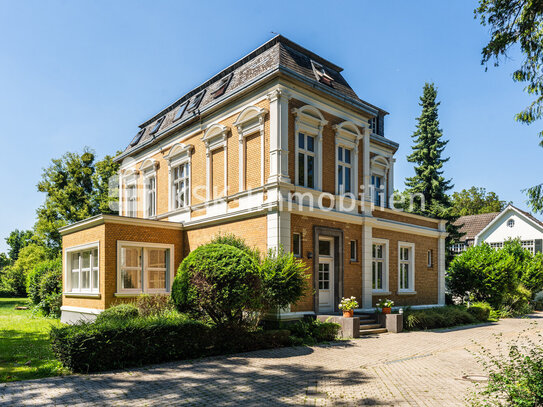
{"left": 0, "top": 297, "right": 67, "bottom": 382}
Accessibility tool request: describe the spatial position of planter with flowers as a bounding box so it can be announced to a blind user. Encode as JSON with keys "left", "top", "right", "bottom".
{"left": 338, "top": 296, "right": 358, "bottom": 318}
{"left": 376, "top": 298, "right": 394, "bottom": 314}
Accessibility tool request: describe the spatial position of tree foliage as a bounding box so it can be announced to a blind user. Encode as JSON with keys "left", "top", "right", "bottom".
{"left": 1, "top": 244, "right": 48, "bottom": 296}
{"left": 405, "top": 83, "right": 463, "bottom": 261}
{"left": 34, "top": 148, "right": 120, "bottom": 253}
{"left": 451, "top": 187, "right": 509, "bottom": 217}
{"left": 476, "top": 0, "right": 543, "bottom": 213}
{"left": 5, "top": 229, "right": 34, "bottom": 263}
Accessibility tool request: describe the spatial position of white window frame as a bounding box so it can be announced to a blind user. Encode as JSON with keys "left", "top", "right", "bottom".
{"left": 490, "top": 242, "right": 503, "bottom": 249}
{"left": 64, "top": 242, "right": 100, "bottom": 295}
{"left": 398, "top": 241, "right": 415, "bottom": 293}
{"left": 427, "top": 249, "right": 433, "bottom": 268}
{"left": 140, "top": 159, "right": 158, "bottom": 219}
{"left": 522, "top": 240, "right": 535, "bottom": 254}
{"left": 371, "top": 174, "right": 384, "bottom": 206}
{"left": 297, "top": 132, "right": 317, "bottom": 189}
{"left": 292, "top": 233, "right": 302, "bottom": 257}
{"left": 164, "top": 143, "right": 193, "bottom": 212}
{"left": 125, "top": 180, "right": 138, "bottom": 218}
{"left": 337, "top": 146, "right": 353, "bottom": 195}
{"left": 116, "top": 241, "right": 175, "bottom": 295}
{"left": 350, "top": 239, "right": 358, "bottom": 262}
{"left": 171, "top": 162, "right": 190, "bottom": 210}
{"left": 372, "top": 238, "right": 389, "bottom": 293}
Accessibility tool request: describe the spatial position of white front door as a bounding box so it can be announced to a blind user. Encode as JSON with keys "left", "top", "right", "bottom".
{"left": 318, "top": 237, "right": 334, "bottom": 313}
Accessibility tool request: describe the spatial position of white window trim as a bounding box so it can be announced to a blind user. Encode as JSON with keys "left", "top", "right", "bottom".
{"left": 64, "top": 241, "right": 100, "bottom": 295}
{"left": 164, "top": 143, "right": 193, "bottom": 212}
{"left": 349, "top": 239, "right": 358, "bottom": 261}
{"left": 234, "top": 106, "right": 268, "bottom": 191}
{"left": 123, "top": 170, "right": 139, "bottom": 217}
{"left": 334, "top": 121, "right": 361, "bottom": 197}
{"left": 140, "top": 159, "right": 158, "bottom": 219}
{"left": 372, "top": 238, "right": 389, "bottom": 293}
{"left": 292, "top": 105, "right": 327, "bottom": 191}
{"left": 293, "top": 232, "right": 302, "bottom": 258}
{"left": 116, "top": 240, "right": 175, "bottom": 295}
{"left": 427, "top": 249, "right": 433, "bottom": 268}
{"left": 296, "top": 132, "right": 317, "bottom": 189}
{"left": 370, "top": 155, "right": 390, "bottom": 207}
{"left": 398, "top": 241, "right": 416, "bottom": 293}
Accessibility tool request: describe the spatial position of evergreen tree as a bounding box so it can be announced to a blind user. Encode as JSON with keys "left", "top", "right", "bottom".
{"left": 405, "top": 83, "right": 462, "bottom": 262}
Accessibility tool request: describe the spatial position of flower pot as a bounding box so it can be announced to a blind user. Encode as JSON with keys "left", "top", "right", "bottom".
{"left": 382, "top": 307, "right": 391, "bottom": 314}
{"left": 343, "top": 309, "right": 354, "bottom": 318}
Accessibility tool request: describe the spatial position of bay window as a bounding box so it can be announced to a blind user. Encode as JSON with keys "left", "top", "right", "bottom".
{"left": 66, "top": 244, "right": 99, "bottom": 294}
{"left": 118, "top": 242, "right": 173, "bottom": 294}
{"left": 297, "top": 133, "right": 316, "bottom": 189}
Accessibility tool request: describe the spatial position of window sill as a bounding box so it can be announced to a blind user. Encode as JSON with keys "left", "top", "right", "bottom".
{"left": 397, "top": 291, "right": 417, "bottom": 296}
{"left": 64, "top": 292, "right": 101, "bottom": 298}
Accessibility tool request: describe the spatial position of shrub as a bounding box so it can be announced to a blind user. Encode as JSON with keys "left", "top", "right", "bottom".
{"left": 260, "top": 248, "right": 309, "bottom": 312}
{"left": 171, "top": 243, "right": 261, "bottom": 328}
{"left": 287, "top": 318, "right": 341, "bottom": 344}
{"left": 50, "top": 314, "right": 292, "bottom": 373}
{"left": 470, "top": 332, "right": 543, "bottom": 406}
{"left": 95, "top": 304, "right": 139, "bottom": 324}
{"left": 26, "top": 258, "right": 62, "bottom": 316}
{"left": 521, "top": 253, "right": 543, "bottom": 294}
{"left": 209, "top": 234, "right": 260, "bottom": 259}
{"left": 404, "top": 306, "right": 479, "bottom": 330}
{"left": 133, "top": 294, "right": 174, "bottom": 317}
{"left": 4, "top": 244, "right": 48, "bottom": 296}
{"left": 467, "top": 306, "right": 490, "bottom": 322}
{"left": 447, "top": 244, "right": 519, "bottom": 308}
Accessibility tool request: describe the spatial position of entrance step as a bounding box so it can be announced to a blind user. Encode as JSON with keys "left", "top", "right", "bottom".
{"left": 359, "top": 327, "right": 388, "bottom": 335}
{"left": 359, "top": 323, "right": 382, "bottom": 330}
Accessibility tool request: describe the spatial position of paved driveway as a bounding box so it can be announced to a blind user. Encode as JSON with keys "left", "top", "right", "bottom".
{"left": 1, "top": 315, "right": 542, "bottom": 406}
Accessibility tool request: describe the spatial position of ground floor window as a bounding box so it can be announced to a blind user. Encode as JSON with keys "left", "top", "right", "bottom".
{"left": 522, "top": 240, "right": 535, "bottom": 254}
{"left": 372, "top": 239, "right": 388, "bottom": 292}
{"left": 118, "top": 243, "right": 173, "bottom": 294}
{"left": 293, "top": 233, "right": 302, "bottom": 257}
{"left": 66, "top": 245, "right": 99, "bottom": 293}
{"left": 489, "top": 242, "right": 503, "bottom": 249}
{"left": 399, "top": 242, "right": 415, "bottom": 292}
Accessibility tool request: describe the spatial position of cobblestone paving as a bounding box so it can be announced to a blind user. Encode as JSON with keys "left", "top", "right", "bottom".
{"left": 1, "top": 315, "right": 542, "bottom": 406}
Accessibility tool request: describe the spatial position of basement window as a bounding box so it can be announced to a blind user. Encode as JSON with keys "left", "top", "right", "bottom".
{"left": 311, "top": 60, "right": 334, "bottom": 87}
{"left": 187, "top": 90, "right": 206, "bottom": 113}
{"left": 149, "top": 116, "right": 165, "bottom": 135}
{"left": 211, "top": 74, "right": 233, "bottom": 99}
{"left": 129, "top": 128, "right": 146, "bottom": 147}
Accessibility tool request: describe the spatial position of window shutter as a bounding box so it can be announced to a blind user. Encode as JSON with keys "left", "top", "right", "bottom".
{"left": 535, "top": 239, "right": 543, "bottom": 254}
{"left": 378, "top": 114, "right": 385, "bottom": 136}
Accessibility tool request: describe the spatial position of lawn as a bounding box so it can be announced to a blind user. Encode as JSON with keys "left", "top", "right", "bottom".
{"left": 0, "top": 297, "right": 66, "bottom": 382}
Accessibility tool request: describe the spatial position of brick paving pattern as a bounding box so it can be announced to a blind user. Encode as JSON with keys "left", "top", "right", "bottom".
{"left": 1, "top": 315, "right": 542, "bottom": 406}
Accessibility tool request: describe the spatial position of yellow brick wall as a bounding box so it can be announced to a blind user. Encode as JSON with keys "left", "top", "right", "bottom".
{"left": 245, "top": 132, "right": 261, "bottom": 189}
{"left": 372, "top": 228, "right": 439, "bottom": 306}
{"left": 184, "top": 216, "right": 267, "bottom": 256}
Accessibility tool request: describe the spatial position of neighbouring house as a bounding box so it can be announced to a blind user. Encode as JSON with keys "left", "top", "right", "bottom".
{"left": 59, "top": 35, "right": 448, "bottom": 324}
{"left": 451, "top": 204, "right": 543, "bottom": 255}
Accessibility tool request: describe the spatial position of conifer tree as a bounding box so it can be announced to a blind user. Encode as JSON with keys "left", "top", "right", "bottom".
{"left": 405, "top": 83, "right": 462, "bottom": 262}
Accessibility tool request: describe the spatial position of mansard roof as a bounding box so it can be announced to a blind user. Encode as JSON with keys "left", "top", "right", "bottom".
{"left": 118, "top": 35, "right": 388, "bottom": 159}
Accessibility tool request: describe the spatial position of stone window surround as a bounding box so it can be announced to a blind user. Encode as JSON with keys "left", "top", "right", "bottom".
{"left": 139, "top": 159, "right": 159, "bottom": 219}
{"left": 201, "top": 124, "right": 229, "bottom": 202}
{"left": 164, "top": 143, "right": 193, "bottom": 212}
{"left": 398, "top": 241, "right": 416, "bottom": 293}
{"left": 372, "top": 238, "right": 390, "bottom": 294}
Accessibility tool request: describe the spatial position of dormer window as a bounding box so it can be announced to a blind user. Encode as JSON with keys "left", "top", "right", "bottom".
{"left": 311, "top": 60, "right": 334, "bottom": 87}
{"left": 211, "top": 74, "right": 233, "bottom": 99}
{"left": 187, "top": 90, "right": 206, "bottom": 113}
{"left": 173, "top": 101, "right": 189, "bottom": 122}
{"left": 149, "top": 116, "right": 165, "bottom": 135}
{"left": 129, "top": 128, "right": 145, "bottom": 147}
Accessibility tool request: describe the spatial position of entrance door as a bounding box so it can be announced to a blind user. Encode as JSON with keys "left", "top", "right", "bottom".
{"left": 318, "top": 237, "right": 334, "bottom": 313}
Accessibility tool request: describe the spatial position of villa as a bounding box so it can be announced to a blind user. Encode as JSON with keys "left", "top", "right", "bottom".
{"left": 59, "top": 36, "right": 448, "bottom": 323}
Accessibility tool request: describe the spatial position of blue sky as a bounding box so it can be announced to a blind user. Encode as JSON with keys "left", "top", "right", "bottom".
{"left": 0, "top": 0, "right": 541, "bottom": 253}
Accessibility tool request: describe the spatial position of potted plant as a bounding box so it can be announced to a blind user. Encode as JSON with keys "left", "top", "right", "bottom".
{"left": 339, "top": 296, "right": 358, "bottom": 318}
{"left": 376, "top": 298, "right": 394, "bottom": 314}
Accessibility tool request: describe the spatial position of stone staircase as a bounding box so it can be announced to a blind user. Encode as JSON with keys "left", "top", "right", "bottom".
{"left": 357, "top": 313, "right": 388, "bottom": 335}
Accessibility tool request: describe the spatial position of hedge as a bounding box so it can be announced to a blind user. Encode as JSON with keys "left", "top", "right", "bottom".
{"left": 403, "top": 305, "right": 489, "bottom": 330}
{"left": 50, "top": 316, "right": 293, "bottom": 373}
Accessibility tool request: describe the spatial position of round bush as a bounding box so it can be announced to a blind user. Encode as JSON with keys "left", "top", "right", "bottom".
{"left": 96, "top": 304, "right": 139, "bottom": 324}
{"left": 467, "top": 305, "right": 490, "bottom": 321}
{"left": 171, "top": 243, "right": 261, "bottom": 327}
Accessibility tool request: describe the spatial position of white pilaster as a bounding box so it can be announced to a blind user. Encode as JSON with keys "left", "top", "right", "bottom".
{"left": 387, "top": 158, "right": 395, "bottom": 208}
{"left": 438, "top": 220, "right": 447, "bottom": 305}
{"left": 267, "top": 88, "right": 291, "bottom": 184}
{"left": 267, "top": 210, "right": 291, "bottom": 252}
{"left": 238, "top": 136, "right": 244, "bottom": 192}
{"left": 361, "top": 223, "right": 373, "bottom": 309}
{"left": 362, "top": 128, "right": 371, "bottom": 214}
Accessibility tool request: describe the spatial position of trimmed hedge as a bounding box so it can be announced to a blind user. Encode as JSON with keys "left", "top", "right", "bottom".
{"left": 50, "top": 316, "right": 292, "bottom": 373}
{"left": 404, "top": 306, "right": 489, "bottom": 331}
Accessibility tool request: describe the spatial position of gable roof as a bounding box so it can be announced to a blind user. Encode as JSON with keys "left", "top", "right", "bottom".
{"left": 455, "top": 204, "right": 543, "bottom": 243}
{"left": 454, "top": 212, "right": 500, "bottom": 242}
{"left": 117, "top": 35, "right": 390, "bottom": 161}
